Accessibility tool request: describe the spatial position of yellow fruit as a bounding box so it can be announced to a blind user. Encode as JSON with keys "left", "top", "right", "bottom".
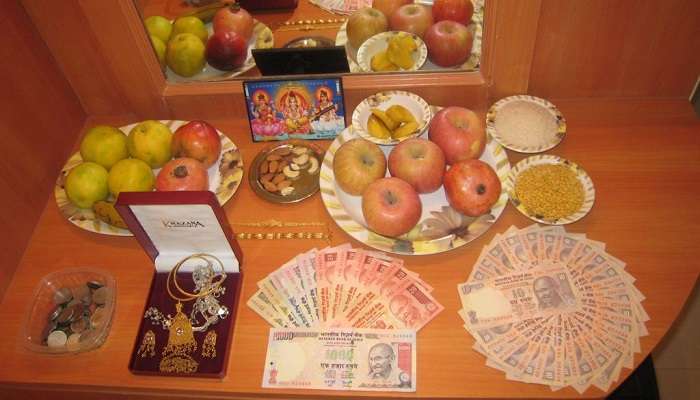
{"left": 371, "top": 109, "right": 399, "bottom": 130}
{"left": 108, "top": 158, "right": 155, "bottom": 198}
{"left": 79, "top": 125, "right": 129, "bottom": 170}
{"left": 391, "top": 121, "right": 419, "bottom": 139}
{"left": 128, "top": 120, "right": 173, "bottom": 168}
{"left": 93, "top": 200, "right": 128, "bottom": 229}
{"left": 172, "top": 16, "right": 208, "bottom": 44}
{"left": 65, "top": 162, "right": 109, "bottom": 209}
{"left": 166, "top": 33, "right": 206, "bottom": 77}
{"left": 395, "top": 33, "right": 417, "bottom": 52}
{"left": 150, "top": 35, "right": 166, "bottom": 68}
{"left": 367, "top": 115, "right": 392, "bottom": 139}
{"left": 370, "top": 51, "right": 398, "bottom": 72}
{"left": 386, "top": 105, "right": 417, "bottom": 124}
{"left": 144, "top": 15, "right": 172, "bottom": 43}
{"left": 387, "top": 39, "right": 414, "bottom": 70}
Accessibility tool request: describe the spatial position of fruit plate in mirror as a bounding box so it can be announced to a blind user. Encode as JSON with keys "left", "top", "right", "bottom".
{"left": 165, "top": 19, "right": 273, "bottom": 83}
{"left": 357, "top": 31, "right": 427, "bottom": 73}
{"left": 248, "top": 140, "right": 324, "bottom": 204}
{"left": 504, "top": 155, "right": 595, "bottom": 225}
{"left": 352, "top": 90, "right": 432, "bottom": 146}
{"left": 320, "top": 114, "right": 511, "bottom": 256}
{"left": 55, "top": 120, "right": 243, "bottom": 236}
{"left": 335, "top": 0, "right": 483, "bottom": 73}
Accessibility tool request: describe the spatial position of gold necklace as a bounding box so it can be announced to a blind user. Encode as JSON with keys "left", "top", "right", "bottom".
{"left": 159, "top": 254, "right": 226, "bottom": 374}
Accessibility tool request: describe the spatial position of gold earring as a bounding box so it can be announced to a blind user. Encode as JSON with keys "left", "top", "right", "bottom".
{"left": 202, "top": 330, "right": 217, "bottom": 359}
{"left": 137, "top": 330, "right": 156, "bottom": 358}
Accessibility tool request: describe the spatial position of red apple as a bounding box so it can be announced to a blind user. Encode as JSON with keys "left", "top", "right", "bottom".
{"left": 333, "top": 138, "right": 387, "bottom": 195}
{"left": 205, "top": 30, "right": 248, "bottom": 71}
{"left": 433, "top": 0, "right": 474, "bottom": 25}
{"left": 389, "top": 4, "right": 433, "bottom": 38}
{"left": 388, "top": 138, "right": 445, "bottom": 194}
{"left": 346, "top": 7, "right": 389, "bottom": 50}
{"left": 213, "top": 3, "right": 254, "bottom": 41}
{"left": 362, "top": 177, "right": 422, "bottom": 237}
{"left": 444, "top": 159, "right": 501, "bottom": 217}
{"left": 156, "top": 158, "right": 209, "bottom": 191}
{"left": 172, "top": 120, "right": 222, "bottom": 168}
{"left": 428, "top": 106, "right": 485, "bottom": 165}
{"left": 372, "top": 0, "right": 412, "bottom": 20}
{"left": 424, "top": 20, "right": 473, "bottom": 67}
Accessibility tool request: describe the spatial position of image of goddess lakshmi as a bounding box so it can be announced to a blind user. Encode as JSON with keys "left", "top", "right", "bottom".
{"left": 278, "top": 89, "right": 311, "bottom": 135}
{"left": 250, "top": 90, "right": 285, "bottom": 137}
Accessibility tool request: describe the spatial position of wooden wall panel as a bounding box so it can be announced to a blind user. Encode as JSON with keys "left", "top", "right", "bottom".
{"left": 528, "top": 0, "right": 700, "bottom": 99}
{"left": 0, "top": 0, "right": 85, "bottom": 300}
{"left": 21, "top": 0, "right": 168, "bottom": 118}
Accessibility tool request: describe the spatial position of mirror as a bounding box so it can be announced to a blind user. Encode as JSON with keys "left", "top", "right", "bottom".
{"left": 134, "top": 0, "right": 483, "bottom": 83}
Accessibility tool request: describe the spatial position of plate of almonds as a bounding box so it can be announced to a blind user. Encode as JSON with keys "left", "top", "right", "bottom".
{"left": 249, "top": 140, "right": 323, "bottom": 203}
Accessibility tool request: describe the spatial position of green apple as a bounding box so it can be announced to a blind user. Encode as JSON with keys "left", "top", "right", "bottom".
{"left": 65, "top": 162, "right": 110, "bottom": 208}
{"left": 166, "top": 33, "right": 206, "bottom": 77}
{"left": 128, "top": 120, "right": 173, "bottom": 168}
{"left": 79, "top": 125, "right": 129, "bottom": 170}
{"left": 171, "top": 16, "right": 208, "bottom": 44}
{"left": 144, "top": 15, "right": 172, "bottom": 43}
{"left": 108, "top": 158, "right": 155, "bottom": 198}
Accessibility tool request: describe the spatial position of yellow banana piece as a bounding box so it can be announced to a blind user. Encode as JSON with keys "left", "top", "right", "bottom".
{"left": 367, "top": 115, "right": 392, "bottom": 139}
{"left": 371, "top": 108, "right": 399, "bottom": 130}
{"left": 391, "top": 121, "right": 419, "bottom": 139}
{"left": 93, "top": 200, "right": 128, "bottom": 229}
{"left": 386, "top": 105, "right": 417, "bottom": 124}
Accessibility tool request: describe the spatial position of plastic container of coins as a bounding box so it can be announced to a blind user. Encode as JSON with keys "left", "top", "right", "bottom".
{"left": 22, "top": 268, "right": 116, "bottom": 354}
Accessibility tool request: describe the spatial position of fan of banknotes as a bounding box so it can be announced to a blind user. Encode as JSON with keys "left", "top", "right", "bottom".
{"left": 309, "top": 0, "right": 372, "bottom": 15}
{"left": 458, "top": 225, "right": 649, "bottom": 394}
{"left": 248, "top": 244, "right": 444, "bottom": 331}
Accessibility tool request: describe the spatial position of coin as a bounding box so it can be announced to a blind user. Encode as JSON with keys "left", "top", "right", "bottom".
{"left": 66, "top": 333, "right": 82, "bottom": 352}
{"left": 41, "top": 321, "right": 57, "bottom": 343}
{"left": 47, "top": 330, "right": 67, "bottom": 348}
{"left": 92, "top": 287, "right": 111, "bottom": 306}
{"left": 53, "top": 287, "right": 73, "bottom": 305}
{"left": 72, "top": 284, "right": 91, "bottom": 304}
{"left": 87, "top": 280, "right": 104, "bottom": 290}
{"left": 57, "top": 306, "right": 74, "bottom": 324}
{"left": 48, "top": 305, "right": 63, "bottom": 321}
{"left": 91, "top": 307, "right": 106, "bottom": 328}
{"left": 70, "top": 317, "right": 88, "bottom": 334}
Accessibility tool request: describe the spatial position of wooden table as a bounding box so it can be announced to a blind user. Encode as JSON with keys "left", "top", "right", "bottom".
{"left": 0, "top": 99, "right": 698, "bottom": 399}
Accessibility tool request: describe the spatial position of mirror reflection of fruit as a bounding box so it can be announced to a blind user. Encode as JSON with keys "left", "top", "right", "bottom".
{"left": 144, "top": 15, "right": 172, "bottom": 43}
{"left": 79, "top": 125, "right": 129, "bottom": 170}
{"left": 93, "top": 200, "right": 128, "bottom": 229}
{"left": 172, "top": 120, "right": 222, "bottom": 168}
{"left": 108, "top": 158, "right": 155, "bottom": 198}
{"left": 333, "top": 138, "right": 387, "bottom": 195}
{"left": 167, "top": 33, "right": 206, "bottom": 77}
{"left": 444, "top": 159, "right": 501, "bottom": 217}
{"left": 372, "top": 0, "right": 412, "bottom": 20}
{"left": 205, "top": 30, "right": 248, "bottom": 71}
{"left": 346, "top": 7, "right": 388, "bottom": 49}
{"left": 65, "top": 162, "right": 109, "bottom": 209}
{"left": 213, "top": 3, "right": 254, "bottom": 41}
{"left": 128, "top": 120, "right": 173, "bottom": 168}
{"left": 389, "top": 4, "right": 433, "bottom": 38}
{"left": 362, "top": 177, "right": 422, "bottom": 237}
{"left": 171, "top": 16, "right": 208, "bottom": 44}
{"left": 386, "top": 33, "right": 416, "bottom": 69}
{"left": 432, "top": 0, "right": 474, "bottom": 25}
{"left": 155, "top": 158, "right": 209, "bottom": 191}
{"left": 149, "top": 35, "right": 166, "bottom": 68}
{"left": 424, "top": 20, "right": 473, "bottom": 67}
{"left": 370, "top": 51, "right": 398, "bottom": 72}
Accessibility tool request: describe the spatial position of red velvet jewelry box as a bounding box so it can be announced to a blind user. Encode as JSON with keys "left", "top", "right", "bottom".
{"left": 115, "top": 191, "right": 243, "bottom": 378}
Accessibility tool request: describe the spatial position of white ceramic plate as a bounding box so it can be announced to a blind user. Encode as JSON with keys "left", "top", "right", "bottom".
{"left": 504, "top": 155, "right": 595, "bottom": 225}
{"left": 486, "top": 95, "right": 567, "bottom": 153}
{"left": 320, "top": 111, "right": 511, "bottom": 255}
{"left": 356, "top": 31, "right": 428, "bottom": 73}
{"left": 351, "top": 90, "right": 432, "bottom": 146}
{"left": 55, "top": 120, "right": 244, "bottom": 236}
{"left": 165, "top": 20, "right": 273, "bottom": 82}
